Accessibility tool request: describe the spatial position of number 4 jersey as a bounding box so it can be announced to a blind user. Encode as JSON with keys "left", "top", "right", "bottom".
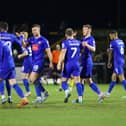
{"left": 110, "top": 38, "right": 125, "bottom": 67}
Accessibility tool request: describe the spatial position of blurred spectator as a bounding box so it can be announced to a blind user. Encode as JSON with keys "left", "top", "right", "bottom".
{"left": 94, "top": 53, "right": 103, "bottom": 62}
{"left": 106, "top": 50, "right": 114, "bottom": 83}
{"left": 52, "top": 44, "right": 61, "bottom": 85}
{"left": 94, "top": 52, "right": 104, "bottom": 83}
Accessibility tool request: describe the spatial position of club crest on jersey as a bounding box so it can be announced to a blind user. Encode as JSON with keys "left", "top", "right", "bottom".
{"left": 38, "top": 41, "right": 41, "bottom": 44}
{"left": 32, "top": 44, "right": 39, "bottom": 51}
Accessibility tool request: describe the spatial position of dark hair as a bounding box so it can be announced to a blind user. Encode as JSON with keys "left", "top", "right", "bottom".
{"left": 65, "top": 28, "right": 74, "bottom": 36}
{"left": 109, "top": 30, "right": 118, "bottom": 35}
{"left": 20, "top": 24, "right": 29, "bottom": 32}
{"left": 0, "top": 21, "right": 8, "bottom": 31}
{"left": 83, "top": 24, "right": 92, "bottom": 29}
{"left": 32, "top": 24, "right": 41, "bottom": 28}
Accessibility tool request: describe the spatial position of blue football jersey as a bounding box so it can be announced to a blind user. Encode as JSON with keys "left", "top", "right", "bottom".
{"left": 110, "top": 38, "right": 125, "bottom": 66}
{"left": 0, "top": 32, "right": 22, "bottom": 47}
{"left": 0, "top": 32, "right": 23, "bottom": 70}
{"left": 22, "top": 46, "right": 32, "bottom": 64}
{"left": 62, "top": 39, "right": 81, "bottom": 62}
{"left": 0, "top": 40, "right": 15, "bottom": 71}
{"left": 81, "top": 36, "right": 95, "bottom": 65}
{"left": 27, "top": 36, "right": 50, "bottom": 64}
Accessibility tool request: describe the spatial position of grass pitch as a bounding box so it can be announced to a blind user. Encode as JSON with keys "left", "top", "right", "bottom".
{"left": 0, "top": 84, "right": 126, "bottom": 126}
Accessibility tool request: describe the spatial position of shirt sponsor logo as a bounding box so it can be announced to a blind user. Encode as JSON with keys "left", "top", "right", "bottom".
{"left": 32, "top": 44, "right": 39, "bottom": 51}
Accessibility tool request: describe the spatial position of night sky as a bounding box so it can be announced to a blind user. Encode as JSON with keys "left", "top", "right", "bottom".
{"left": 0, "top": 0, "right": 125, "bottom": 29}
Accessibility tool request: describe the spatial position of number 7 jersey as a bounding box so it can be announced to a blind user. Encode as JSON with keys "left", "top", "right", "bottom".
{"left": 62, "top": 39, "right": 81, "bottom": 62}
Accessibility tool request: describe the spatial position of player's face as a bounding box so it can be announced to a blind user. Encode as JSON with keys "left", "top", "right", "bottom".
{"left": 109, "top": 33, "right": 118, "bottom": 40}
{"left": 56, "top": 44, "right": 60, "bottom": 50}
{"left": 21, "top": 32, "right": 28, "bottom": 40}
{"left": 82, "top": 27, "right": 91, "bottom": 36}
{"left": 32, "top": 27, "right": 40, "bottom": 36}
{"left": 73, "top": 31, "right": 77, "bottom": 37}
{"left": 109, "top": 34, "right": 114, "bottom": 40}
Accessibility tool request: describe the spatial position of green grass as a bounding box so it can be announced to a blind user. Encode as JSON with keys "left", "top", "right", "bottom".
{"left": 0, "top": 84, "right": 126, "bottom": 126}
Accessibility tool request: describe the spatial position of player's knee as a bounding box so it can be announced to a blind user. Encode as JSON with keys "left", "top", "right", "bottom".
{"left": 119, "top": 74, "right": 125, "bottom": 82}
{"left": 9, "top": 79, "right": 16, "bottom": 85}
{"left": 61, "top": 78, "right": 67, "bottom": 82}
{"left": 74, "top": 76, "right": 80, "bottom": 83}
{"left": 30, "top": 80, "right": 34, "bottom": 84}
{"left": 29, "top": 77, "right": 36, "bottom": 84}
{"left": 87, "top": 78, "right": 93, "bottom": 85}
{"left": 21, "top": 73, "right": 26, "bottom": 80}
{"left": 112, "top": 73, "right": 117, "bottom": 81}
{"left": 29, "top": 74, "right": 38, "bottom": 84}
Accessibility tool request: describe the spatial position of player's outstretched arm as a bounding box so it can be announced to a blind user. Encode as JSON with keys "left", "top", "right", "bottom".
{"left": 18, "top": 50, "right": 28, "bottom": 59}
{"left": 22, "top": 40, "right": 28, "bottom": 48}
{"left": 14, "top": 32, "right": 28, "bottom": 48}
{"left": 46, "top": 48, "right": 53, "bottom": 69}
{"left": 20, "top": 32, "right": 29, "bottom": 48}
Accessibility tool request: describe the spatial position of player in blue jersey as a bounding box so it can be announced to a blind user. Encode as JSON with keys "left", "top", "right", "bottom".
{"left": 57, "top": 28, "right": 83, "bottom": 104}
{"left": 23, "top": 24, "right": 53, "bottom": 103}
{"left": 18, "top": 31, "right": 32, "bottom": 97}
{"left": 105, "top": 30, "right": 126, "bottom": 97}
{"left": 0, "top": 22, "right": 22, "bottom": 104}
{"left": 79, "top": 24, "right": 105, "bottom": 103}
{"left": 0, "top": 21, "right": 29, "bottom": 106}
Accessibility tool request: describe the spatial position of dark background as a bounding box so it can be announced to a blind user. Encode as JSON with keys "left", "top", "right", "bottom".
{"left": 0, "top": 0, "right": 125, "bottom": 30}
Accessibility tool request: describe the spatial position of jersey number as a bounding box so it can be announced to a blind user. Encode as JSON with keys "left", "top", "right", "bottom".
{"left": 71, "top": 47, "right": 77, "bottom": 58}
{"left": 120, "top": 46, "right": 124, "bottom": 55}
{"left": 5, "top": 41, "right": 12, "bottom": 55}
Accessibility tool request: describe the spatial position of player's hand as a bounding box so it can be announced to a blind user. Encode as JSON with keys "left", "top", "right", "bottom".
{"left": 57, "top": 63, "right": 61, "bottom": 70}
{"left": 107, "top": 63, "right": 112, "bottom": 69}
{"left": 49, "top": 62, "right": 53, "bottom": 69}
{"left": 82, "top": 41, "right": 88, "bottom": 47}
{"left": 107, "top": 48, "right": 110, "bottom": 53}
{"left": 15, "top": 32, "right": 21, "bottom": 37}
{"left": 17, "top": 55, "right": 22, "bottom": 59}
